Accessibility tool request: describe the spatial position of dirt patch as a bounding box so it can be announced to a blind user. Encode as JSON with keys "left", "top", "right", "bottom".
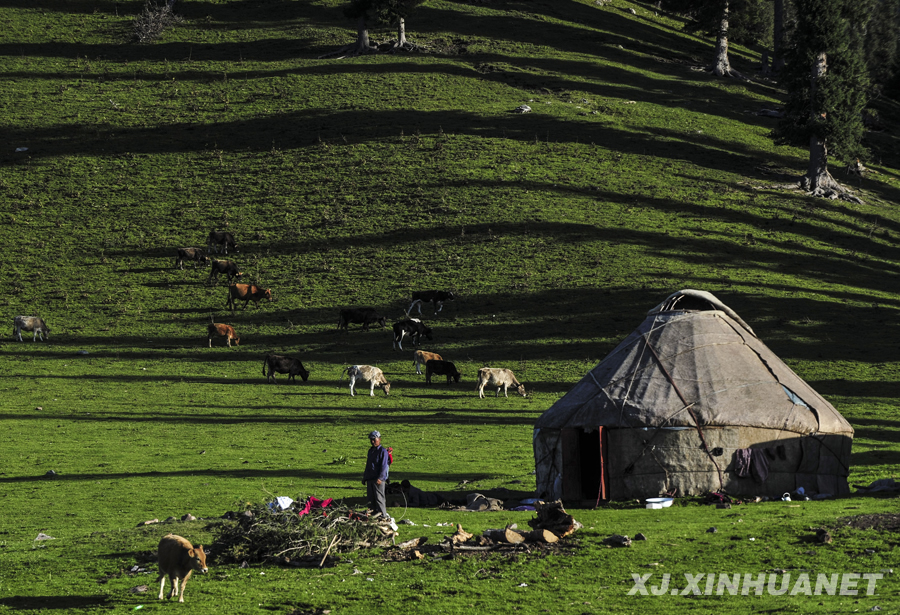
{"left": 837, "top": 513, "right": 900, "bottom": 531}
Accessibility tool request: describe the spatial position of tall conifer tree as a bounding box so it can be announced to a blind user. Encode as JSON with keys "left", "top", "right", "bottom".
{"left": 773, "top": 0, "right": 869, "bottom": 199}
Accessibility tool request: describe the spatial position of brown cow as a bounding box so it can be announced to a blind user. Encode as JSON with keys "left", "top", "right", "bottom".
{"left": 157, "top": 534, "right": 208, "bottom": 603}
{"left": 226, "top": 284, "right": 272, "bottom": 313}
{"left": 413, "top": 350, "right": 442, "bottom": 375}
{"left": 208, "top": 323, "right": 240, "bottom": 347}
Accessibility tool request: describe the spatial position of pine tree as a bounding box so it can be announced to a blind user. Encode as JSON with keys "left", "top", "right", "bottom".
{"left": 374, "top": 0, "right": 427, "bottom": 51}
{"left": 773, "top": 0, "right": 869, "bottom": 199}
{"left": 661, "top": 0, "right": 769, "bottom": 78}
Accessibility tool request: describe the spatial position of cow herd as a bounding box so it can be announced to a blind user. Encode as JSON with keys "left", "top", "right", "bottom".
{"left": 12, "top": 231, "right": 527, "bottom": 399}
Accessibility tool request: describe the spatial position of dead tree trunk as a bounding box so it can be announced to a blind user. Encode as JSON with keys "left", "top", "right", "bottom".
{"left": 397, "top": 17, "right": 407, "bottom": 46}
{"left": 710, "top": 0, "right": 745, "bottom": 79}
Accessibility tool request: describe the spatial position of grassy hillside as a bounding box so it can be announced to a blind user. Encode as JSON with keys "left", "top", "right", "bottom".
{"left": 1, "top": 0, "right": 898, "bottom": 613}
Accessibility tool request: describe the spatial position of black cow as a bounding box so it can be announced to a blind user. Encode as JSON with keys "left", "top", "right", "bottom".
{"left": 337, "top": 308, "right": 388, "bottom": 332}
{"left": 207, "top": 230, "right": 238, "bottom": 255}
{"left": 425, "top": 359, "right": 461, "bottom": 385}
{"left": 208, "top": 259, "right": 243, "bottom": 284}
{"left": 407, "top": 290, "right": 456, "bottom": 316}
{"left": 392, "top": 318, "right": 433, "bottom": 351}
{"left": 262, "top": 354, "right": 310, "bottom": 383}
{"left": 175, "top": 247, "right": 208, "bottom": 270}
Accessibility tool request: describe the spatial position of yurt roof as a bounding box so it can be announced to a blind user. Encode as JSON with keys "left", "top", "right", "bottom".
{"left": 535, "top": 290, "right": 853, "bottom": 437}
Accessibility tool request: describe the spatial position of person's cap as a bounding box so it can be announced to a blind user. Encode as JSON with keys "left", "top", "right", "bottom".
{"left": 368, "top": 430, "right": 381, "bottom": 439}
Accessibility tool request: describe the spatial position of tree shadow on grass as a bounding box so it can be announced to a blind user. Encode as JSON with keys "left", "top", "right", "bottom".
{"left": 0, "top": 596, "right": 109, "bottom": 610}
{"left": 0, "top": 468, "right": 495, "bottom": 485}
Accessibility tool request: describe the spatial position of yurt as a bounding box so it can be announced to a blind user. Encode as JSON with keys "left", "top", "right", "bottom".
{"left": 533, "top": 290, "right": 853, "bottom": 502}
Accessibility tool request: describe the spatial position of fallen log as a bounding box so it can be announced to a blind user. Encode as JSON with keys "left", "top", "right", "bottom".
{"left": 483, "top": 528, "right": 525, "bottom": 544}
{"left": 528, "top": 529, "right": 559, "bottom": 544}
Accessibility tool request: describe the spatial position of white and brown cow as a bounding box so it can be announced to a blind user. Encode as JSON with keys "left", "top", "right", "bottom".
{"left": 13, "top": 316, "right": 50, "bottom": 342}
{"left": 476, "top": 367, "right": 525, "bottom": 398}
{"left": 340, "top": 365, "right": 391, "bottom": 397}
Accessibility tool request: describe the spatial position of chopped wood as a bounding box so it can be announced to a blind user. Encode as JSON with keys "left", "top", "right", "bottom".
{"left": 527, "top": 500, "right": 581, "bottom": 538}
{"left": 528, "top": 529, "right": 559, "bottom": 544}
{"left": 397, "top": 537, "right": 428, "bottom": 550}
{"left": 449, "top": 524, "right": 473, "bottom": 545}
{"left": 483, "top": 528, "right": 525, "bottom": 544}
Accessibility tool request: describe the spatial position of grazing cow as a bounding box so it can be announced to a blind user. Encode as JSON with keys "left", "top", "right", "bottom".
{"left": 337, "top": 308, "right": 387, "bottom": 332}
{"left": 13, "top": 316, "right": 50, "bottom": 342}
{"left": 157, "top": 534, "right": 208, "bottom": 603}
{"left": 476, "top": 367, "right": 526, "bottom": 398}
{"left": 407, "top": 290, "right": 456, "bottom": 316}
{"left": 208, "top": 323, "right": 240, "bottom": 347}
{"left": 226, "top": 284, "right": 272, "bottom": 313}
{"left": 413, "top": 350, "right": 442, "bottom": 375}
{"left": 425, "top": 359, "right": 461, "bottom": 385}
{"left": 263, "top": 354, "right": 309, "bottom": 383}
{"left": 175, "top": 247, "right": 208, "bottom": 270}
{"left": 208, "top": 259, "right": 242, "bottom": 284}
{"left": 207, "top": 230, "right": 237, "bottom": 255}
{"left": 392, "top": 318, "right": 433, "bottom": 351}
{"left": 340, "top": 365, "right": 391, "bottom": 397}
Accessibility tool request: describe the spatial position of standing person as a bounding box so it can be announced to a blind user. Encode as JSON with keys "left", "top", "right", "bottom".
{"left": 362, "top": 430, "right": 389, "bottom": 518}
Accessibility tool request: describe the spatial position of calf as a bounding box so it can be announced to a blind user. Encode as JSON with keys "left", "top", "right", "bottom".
{"left": 175, "top": 247, "right": 208, "bottom": 270}
{"left": 208, "top": 259, "right": 243, "bottom": 284}
{"left": 392, "top": 318, "right": 432, "bottom": 351}
{"left": 157, "top": 533, "right": 208, "bottom": 603}
{"left": 207, "top": 230, "right": 237, "bottom": 255}
{"left": 340, "top": 365, "right": 391, "bottom": 397}
{"left": 263, "top": 354, "right": 309, "bottom": 383}
{"left": 337, "top": 308, "right": 387, "bottom": 332}
{"left": 413, "top": 350, "right": 442, "bottom": 375}
{"left": 407, "top": 290, "right": 455, "bottom": 316}
{"left": 208, "top": 323, "right": 240, "bottom": 347}
{"left": 227, "top": 283, "right": 272, "bottom": 313}
{"left": 425, "top": 359, "right": 461, "bottom": 385}
{"left": 13, "top": 316, "right": 50, "bottom": 342}
{"left": 476, "top": 367, "right": 526, "bottom": 398}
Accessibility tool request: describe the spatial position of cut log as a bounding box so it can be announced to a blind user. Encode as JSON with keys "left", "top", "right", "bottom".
{"left": 484, "top": 528, "right": 526, "bottom": 544}
{"left": 528, "top": 529, "right": 559, "bottom": 544}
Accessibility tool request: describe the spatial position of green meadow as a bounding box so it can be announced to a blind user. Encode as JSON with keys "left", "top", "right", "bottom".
{"left": 1, "top": 0, "right": 898, "bottom": 613}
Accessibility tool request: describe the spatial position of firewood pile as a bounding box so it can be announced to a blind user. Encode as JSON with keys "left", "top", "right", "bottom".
{"left": 392, "top": 500, "right": 581, "bottom": 560}
{"left": 211, "top": 498, "right": 397, "bottom": 567}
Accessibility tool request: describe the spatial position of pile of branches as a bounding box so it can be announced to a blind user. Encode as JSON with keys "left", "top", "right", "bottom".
{"left": 211, "top": 498, "right": 397, "bottom": 566}
{"left": 132, "top": 0, "right": 182, "bottom": 44}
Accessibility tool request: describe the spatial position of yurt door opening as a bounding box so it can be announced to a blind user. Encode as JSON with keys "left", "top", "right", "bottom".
{"left": 560, "top": 427, "right": 610, "bottom": 504}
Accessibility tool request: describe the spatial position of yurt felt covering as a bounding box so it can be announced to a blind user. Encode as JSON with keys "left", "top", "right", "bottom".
{"left": 533, "top": 290, "right": 853, "bottom": 501}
